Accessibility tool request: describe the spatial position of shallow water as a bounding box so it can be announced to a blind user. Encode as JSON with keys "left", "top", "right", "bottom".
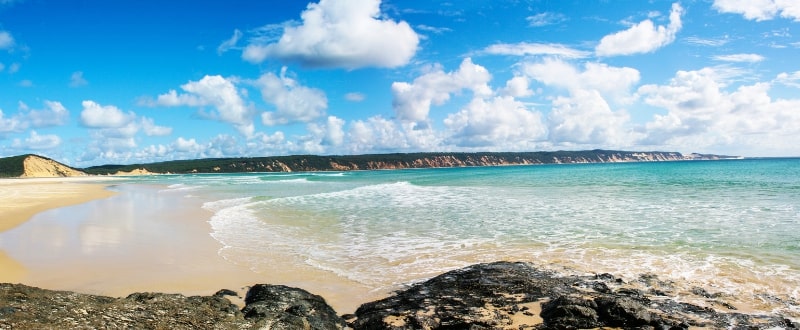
{"left": 133, "top": 158, "right": 800, "bottom": 317}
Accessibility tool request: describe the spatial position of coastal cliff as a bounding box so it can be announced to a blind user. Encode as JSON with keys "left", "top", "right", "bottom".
{"left": 81, "top": 150, "right": 735, "bottom": 175}
{"left": 0, "top": 262, "right": 795, "bottom": 329}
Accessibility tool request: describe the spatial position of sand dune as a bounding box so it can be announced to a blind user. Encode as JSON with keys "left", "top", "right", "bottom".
{"left": 19, "top": 155, "right": 87, "bottom": 178}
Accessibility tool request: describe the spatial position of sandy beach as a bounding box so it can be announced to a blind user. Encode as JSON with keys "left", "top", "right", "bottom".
{"left": 0, "top": 178, "right": 117, "bottom": 283}
{"left": 0, "top": 180, "right": 372, "bottom": 313}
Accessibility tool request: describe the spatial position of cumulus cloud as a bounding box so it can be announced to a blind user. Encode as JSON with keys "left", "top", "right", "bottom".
{"left": 156, "top": 75, "right": 255, "bottom": 137}
{"left": 80, "top": 100, "right": 136, "bottom": 128}
{"left": 18, "top": 101, "right": 70, "bottom": 128}
{"left": 242, "top": 0, "right": 419, "bottom": 69}
{"left": 547, "top": 90, "right": 633, "bottom": 146}
{"left": 140, "top": 117, "right": 172, "bottom": 136}
{"left": 595, "top": 2, "right": 684, "bottom": 56}
{"left": 712, "top": 0, "right": 800, "bottom": 21}
{"left": 258, "top": 67, "right": 328, "bottom": 125}
{"left": 0, "top": 109, "right": 21, "bottom": 133}
{"left": 392, "top": 58, "right": 492, "bottom": 123}
{"left": 638, "top": 67, "right": 800, "bottom": 154}
{"left": 11, "top": 131, "right": 61, "bottom": 150}
{"left": 483, "top": 42, "right": 590, "bottom": 59}
{"left": 444, "top": 96, "right": 547, "bottom": 147}
{"left": 69, "top": 71, "right": 88, "bottom": 87}
{"left": 712, "top": 53, "right": 765, "bottom": 62}
{"left": 523, "top": 58, "right": 640, "bottom": 103}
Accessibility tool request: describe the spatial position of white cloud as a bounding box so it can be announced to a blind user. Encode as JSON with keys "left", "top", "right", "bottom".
{"left": 547, "top": 89, "right": 633, "bottom": 146}
{"left": 483, "top": 42, "right": 590, "bottom": 59}
{"left": 346, "top": 116, "right": 440, "bottom": 153}
{"left": 685, "top": 36, "right": 730, "bottom": 47}
{"left": 444, "top": 96, "right": 547, "bottom": 148}
{"left": 217, "top": 29, "right": 242, "bottom": 55}
{"left": 595, "top": 2, "right": 684, "bottom": 56}
{"left": 242, "top": 0, "right": 419, "bottom": 69}
{"left": 303, "top": 116, "right": 346, "bottom": 153}
{"left": 392, "top": 58, "right": 492, "bottom": 123}
{"left": 775, "top": 71, "right": 800, "bottom": 88}
{"left": 0, "top": 109, "right": 21, "bottom": 133}
{"left": 156, "top": 75, "right": 255, "bottom": 137}
{"left": 526, "top": 12, "right": 567, "bottom": 27}
{"left": 172, "top": 137, "right": 204, "bottom": 153}
{"left": 712, "top": 53, "right": 765, "bottom": 62}
{"left": 80, "top": 100, "right": 135, "bottom": 128}
{"left": 345, "top": 92, "right": 366, "bottom": 102}
{"left": 0, "top": 30, "right": 13, "bottom": 50}
{"left": 140, "top": 117, "right": 172, "bottom": 136}
{"left": 523, "top": 58, "right": 640, "bottom": 103}
{"left": 69, "top": 71, "right": 88, "bottom": 87}
{"left": 258, "top": 67, "right": 328, "bottom": 125}
{"left": 22, "top": 100, "right": 70, "bottom": 128}
{"left": 11, "top": 131, "right": 61, "bottom": 150}
{"left": 638, "top": 67, "right": 800, "bottom": 155}
{"left": 498, "top": 76, "right": 534, "bottom": 98}
{"left": 712, "top": 0, "right": 800, "bottom": 21}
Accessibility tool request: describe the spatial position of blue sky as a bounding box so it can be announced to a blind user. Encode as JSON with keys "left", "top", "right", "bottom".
{"left": 1, "top": 0, "right": 799, "bottom": 166}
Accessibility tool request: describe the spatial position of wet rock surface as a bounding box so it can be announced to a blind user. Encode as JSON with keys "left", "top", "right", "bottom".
{"left": 350, "top": 262, "right": 798, "bottom": 329}
{"left": 1, "top": 262, "right": 797, "bottom": 329}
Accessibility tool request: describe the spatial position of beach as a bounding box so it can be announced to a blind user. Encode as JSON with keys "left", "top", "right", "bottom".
{"left": 0, "top": 178, "right": 116, "bottom": 283}
{"left": 0, "top": 179, "right": 374, "bottom": 313}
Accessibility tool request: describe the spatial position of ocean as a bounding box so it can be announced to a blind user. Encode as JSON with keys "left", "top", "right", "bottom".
{"left": 115, "top": 158, "right": 800, "bottom": 316}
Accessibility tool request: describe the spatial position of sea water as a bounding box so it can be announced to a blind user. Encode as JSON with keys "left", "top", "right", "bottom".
{"left": 135, "top": 158, "right": 800, "bottom": 317}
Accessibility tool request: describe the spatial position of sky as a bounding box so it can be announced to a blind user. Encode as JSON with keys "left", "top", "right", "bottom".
{"left": 1, "top": 0, "right": 799, "bottom": 166}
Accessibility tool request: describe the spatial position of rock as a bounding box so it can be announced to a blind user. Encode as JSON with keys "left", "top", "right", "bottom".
{"left": 352, "top": 262, "right": 573, "bottom": 329}
{"left": 352, "top": 261, "right": 797, "bottom": 330}
{"left": 242, "top": 284, "right": 345, "bottom": 330}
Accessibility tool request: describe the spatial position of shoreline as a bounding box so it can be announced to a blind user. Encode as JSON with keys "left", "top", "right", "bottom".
{"left": 0, "top": 177, "right": 118, "bottom": 233}
{"left": 0, "top": 177, "right": 118, "bottom": 283}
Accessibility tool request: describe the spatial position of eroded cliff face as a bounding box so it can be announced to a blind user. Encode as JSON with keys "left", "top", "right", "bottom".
{"left": 329, "top": 151, "right": 695, "bottom": 171}
{"left": 81, "top": 150, "right": 735, "bottom": 175}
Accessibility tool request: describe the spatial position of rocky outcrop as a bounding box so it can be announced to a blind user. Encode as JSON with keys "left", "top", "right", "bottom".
{"left": 0, "top": 283, "right": 342, "bottom": 330}
{"left": 351, "top": 262, "right": 795, "bottom": 329}
{"left": 3, "top": 262, "right": 793, "bottom": 329}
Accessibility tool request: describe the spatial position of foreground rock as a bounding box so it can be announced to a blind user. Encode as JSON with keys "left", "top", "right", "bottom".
{"left": 352, "top": 262, "right": 797, "bottom": 329}
{"left": 0, "top": 283, "right": 343, "bottom": 330}
{"left": 1, "top": 262, "right": 796, "bottom": 329}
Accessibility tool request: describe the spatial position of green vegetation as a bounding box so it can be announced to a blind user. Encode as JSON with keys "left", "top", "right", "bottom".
{"left": 0, "top": 154, "right": 30, "bottom": 178}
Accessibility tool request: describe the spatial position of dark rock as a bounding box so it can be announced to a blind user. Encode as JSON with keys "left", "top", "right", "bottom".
{"left": 242, "top": 284, "right": 345, "bottom": 330}
{"left": 352, "top": 261, "right": 572, "bottom": 329}
{"left": 540, "top": 296, "right": 601, "bottom": 328}
{"left": 213, "top": 289, "right": 238, "bottom": 298}
{"left": 594, "top": 296, "right": 653, "bottom": 327}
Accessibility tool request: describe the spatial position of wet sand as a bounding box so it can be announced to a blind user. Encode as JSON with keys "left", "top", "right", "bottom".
{"left": 0, "top": 178, "right": 117, "bottom": 283}
{"left": 0, "top": 182, "right": 372, "bottom": 313}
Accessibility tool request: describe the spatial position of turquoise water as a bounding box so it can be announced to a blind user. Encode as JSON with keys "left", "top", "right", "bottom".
{"left": 134, "top": 159, "right": 800, "bottom": 315}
